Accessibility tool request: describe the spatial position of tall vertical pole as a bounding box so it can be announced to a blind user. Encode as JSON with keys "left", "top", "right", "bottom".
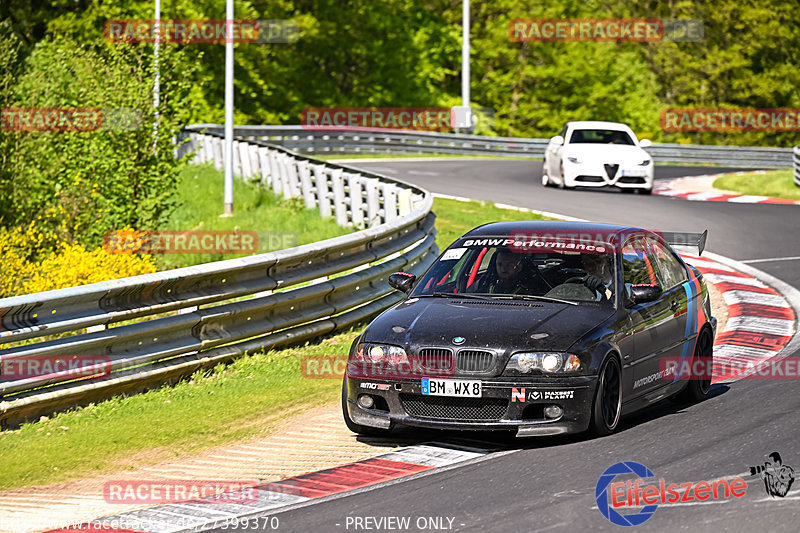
{"left": 461, "top": 0, "right": 470, "bottom": 109}
{"left": 223, "top": 0, "right": 234, "bottom": 216}
{"left": 153, "top": 0, "right": 160, "bottom": 152}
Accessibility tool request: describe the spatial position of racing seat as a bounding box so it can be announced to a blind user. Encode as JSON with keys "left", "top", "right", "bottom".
{"left": 471, "top": 252, "right": 552, "bottom": 295}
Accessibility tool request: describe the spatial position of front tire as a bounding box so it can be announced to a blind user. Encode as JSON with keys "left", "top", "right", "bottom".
{"left": 341, "top": 378, "right": 393, "bottom": 436}
{"left": 589, "top": 356, "right": 622, "bottom": 436}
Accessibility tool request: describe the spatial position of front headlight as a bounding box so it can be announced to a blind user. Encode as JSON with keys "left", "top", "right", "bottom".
{"left": 639, "top": 159, "right": 651, "bottom": 166}
{"left": 356, "top": 343, "right": 407, "bottom": 363}
{"left": 567, "top": 156, "right": 581, "bottom": 164}
{"left": 505, "top": 352, "right": 581, "bottom": 374}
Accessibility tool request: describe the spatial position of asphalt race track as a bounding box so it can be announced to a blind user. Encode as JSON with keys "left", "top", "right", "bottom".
{"left": 215, "top": 161, "right": 800, "bottom": 532}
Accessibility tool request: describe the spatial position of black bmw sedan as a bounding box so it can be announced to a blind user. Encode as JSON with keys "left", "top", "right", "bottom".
{"left": 342, "top": 221, "right": 716, "bottom": 438}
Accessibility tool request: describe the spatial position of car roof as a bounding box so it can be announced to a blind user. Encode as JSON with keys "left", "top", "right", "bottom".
{"left": 461, "top": 220, "right": 645, "bottom": 240}
{"left": 566, "top": 121, "right": 633, "bottom": 131}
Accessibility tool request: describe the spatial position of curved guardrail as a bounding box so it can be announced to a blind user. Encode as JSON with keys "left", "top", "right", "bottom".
{"left": 185, "top": 124, "right": 795, "bottom": 169}
{"left": 0, "top": 131, "right": 438, "bottom": 427}
{"left": 794, "top": 146, "right": 800, "bottom": 187}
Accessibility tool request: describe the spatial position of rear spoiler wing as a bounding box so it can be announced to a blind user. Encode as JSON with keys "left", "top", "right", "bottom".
{"left": 660, "top": 230, "right": 708, "bottom": 256}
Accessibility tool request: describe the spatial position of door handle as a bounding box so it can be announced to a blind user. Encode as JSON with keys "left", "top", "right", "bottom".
{"left": 670, "top": 300, "right": 679, "bottom": 311}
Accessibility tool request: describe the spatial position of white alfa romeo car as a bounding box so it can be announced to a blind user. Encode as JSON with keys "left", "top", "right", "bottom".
{"left": 542, "top": 121, "right": 654, "bottom": 194}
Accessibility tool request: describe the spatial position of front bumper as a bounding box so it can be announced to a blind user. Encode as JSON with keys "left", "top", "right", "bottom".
{"left": 346, "top": 375, "right": 597, "bottom": 437}
{"left": 563, "top": 163, "right": 653, "bottom": 189}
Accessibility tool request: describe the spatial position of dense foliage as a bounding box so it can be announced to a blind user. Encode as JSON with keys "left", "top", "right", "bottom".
{"left": 3, "top": 0, "right": 797, "bottom": 146}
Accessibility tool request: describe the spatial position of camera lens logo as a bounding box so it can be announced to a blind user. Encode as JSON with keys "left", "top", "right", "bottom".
{"left": 749, "top": 452, "right": 795, "bottom": 498}
{"left": 595, "top": 461, "right": 658, "bottom": 526}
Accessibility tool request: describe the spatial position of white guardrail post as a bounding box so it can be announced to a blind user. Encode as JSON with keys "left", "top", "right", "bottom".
{"left": 0, "top": 127, "right": 438, "bottom": 427}
{"left": 794, "top": 146, "right": 800, "bottom": 187}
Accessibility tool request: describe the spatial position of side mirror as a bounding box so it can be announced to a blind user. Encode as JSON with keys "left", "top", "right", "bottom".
{"left": 639, "top": 139, "right": 652, "bottom": 148}
{"left": 550, "top": 135, "right": 565, "bottom": 146}
{"left": 388, "top": 272, "right": 416, "bottom": 295}
{"left": 627, "top": 284, "right": 662, "bottom": 306}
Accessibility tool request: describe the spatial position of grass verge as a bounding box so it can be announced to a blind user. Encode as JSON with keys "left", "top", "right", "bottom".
{"left": 156, "top": 164, "right": 351, "bottom": 270}
{"left": 713, "top": 170, "right": 800, "bottom": 201}
{"left": 0, "top": 196, "right": 554, "bottom": 491}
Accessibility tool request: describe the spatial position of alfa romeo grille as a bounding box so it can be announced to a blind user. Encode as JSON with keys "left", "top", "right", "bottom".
{"left": 400, "top": 394, "right": 507, "bottom": 421}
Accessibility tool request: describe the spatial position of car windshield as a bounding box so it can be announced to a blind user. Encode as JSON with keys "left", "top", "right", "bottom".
{"left": 569, "top": 129, "right": 634, "bottom": 145}
{"left": 411, "top": 237, "right": 617, "bottom": 305}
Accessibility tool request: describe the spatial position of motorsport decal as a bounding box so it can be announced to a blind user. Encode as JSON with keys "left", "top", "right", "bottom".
{"left": 595, "top": 461, "right": 748, "bottom": 526}
{"left": 632, "top": 366, "right": 675, "bottom": 389}
{"left": 511, "top": 388, "right": 574, "bottom": 402}
{"left": 748, "top": 452, "right": 795, "bottom": 498}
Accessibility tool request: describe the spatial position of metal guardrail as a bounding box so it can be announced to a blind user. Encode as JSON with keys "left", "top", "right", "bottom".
{"left": 794, "top": 146, "right": 800, "bottom": 187}
{"left": 0, "top": 131, "right": 438, "bottom": 427}
{"left": 188, "top": 125, "right": 794, "bottom": 169}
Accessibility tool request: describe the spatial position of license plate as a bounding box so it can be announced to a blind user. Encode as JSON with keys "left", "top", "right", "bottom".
{"left": 422, "top": 378, "right": 481, "bottom": 397}
{"left": 621, "top": 169, "right": 647, "bottom": 177}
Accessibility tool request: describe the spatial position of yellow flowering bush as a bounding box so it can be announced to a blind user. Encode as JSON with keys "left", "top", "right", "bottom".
{"left": 0, "top": 224, "right": 157, "bottom": 298}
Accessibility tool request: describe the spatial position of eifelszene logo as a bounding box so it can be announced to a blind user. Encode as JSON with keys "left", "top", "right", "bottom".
{"left": 595, "top": 461, "right": 747, "bottom": 526}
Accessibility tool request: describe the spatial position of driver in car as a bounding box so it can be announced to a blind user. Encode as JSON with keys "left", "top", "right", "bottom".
{"left": 489, "top": 249, "right": 529, "bottom": 295}
{"left": 581, "top": 253, "right": 614, "bottom": 301}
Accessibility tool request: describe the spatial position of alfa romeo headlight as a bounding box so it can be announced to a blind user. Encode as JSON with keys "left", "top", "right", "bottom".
{"left": 505, "top": 352, "right": 581, "bottom": 374}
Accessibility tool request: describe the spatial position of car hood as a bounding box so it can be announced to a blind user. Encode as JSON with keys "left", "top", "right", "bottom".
{"left": 563, "top": 143, "right": 649, "bottom": 163}
{"left": 363, "top": 297, "right": 614, "bottom": 354}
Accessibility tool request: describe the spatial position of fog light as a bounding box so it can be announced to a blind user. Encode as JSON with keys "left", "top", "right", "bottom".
{"left": 544, "top": 405, "right": 563, "bottom": 419}
{"left": 358, "top": 395, "right": 374, "bottom": 409}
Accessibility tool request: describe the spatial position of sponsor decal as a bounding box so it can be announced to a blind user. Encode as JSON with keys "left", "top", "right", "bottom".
{"left": 511, "top": 387, "right": 526, "bottom": 402}
{"left": 633, "top": 367, "right": 674, "bottom": 389}
{"left": 512, "top": 388, "right": 575, "bottom": 402}
{"left": 300, "top": 107, "right": 452, "bottom": 131}
{"left": 595, "top": 461, "right": 747, "bottom": 526}
{"left": 527, "top": 389, "right": 574, "bottom": 401}
{"left": 661, "top": 108, "right": 800, "bottom": 133}
{"left": 360, "top": 382, "right": 391, "bottom": 391}
{"left": 748, "top": 452, "right": 795, "bottom": 497}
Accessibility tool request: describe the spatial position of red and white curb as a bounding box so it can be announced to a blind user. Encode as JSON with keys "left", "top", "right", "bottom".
{"left": 653, "top": 172, "right": 799, "bottom": 205}
{"left": 43, "top": 443, "right": 498, "bottom": 533}
{"left": 676, "top": 251, "right": 796, "bottom": 383}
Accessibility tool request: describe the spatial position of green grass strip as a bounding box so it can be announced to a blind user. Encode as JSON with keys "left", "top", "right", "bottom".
{"left": 0, "top": 194, "right": 554, "bottom": 491}
{"left": 714, "top": 170, "right": 800, "bottom": 201}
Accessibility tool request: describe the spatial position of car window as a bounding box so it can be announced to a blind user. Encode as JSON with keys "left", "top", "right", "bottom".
{"left": 412, "top": 240, "right": 616, "bottom": 305}
{"left": 569, "top": 129, "right": 634, "bottom": 145}
{"left": 647, "top": 237, "right": 688, "bottom": 289}
{"left": 621, "top": 236, "right": 662, "bottom": 288}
